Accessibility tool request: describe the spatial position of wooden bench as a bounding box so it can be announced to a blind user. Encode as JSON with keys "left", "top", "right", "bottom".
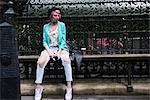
{"left": 18, "top": 54, "right": 150, "bottom": 92}
{"left": 82, "top": 54, "right": 150, "bottom": 92}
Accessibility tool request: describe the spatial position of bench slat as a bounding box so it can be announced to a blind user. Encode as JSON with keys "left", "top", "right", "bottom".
{"left": 18, "top": 54, "right": 150, "bottom": 60}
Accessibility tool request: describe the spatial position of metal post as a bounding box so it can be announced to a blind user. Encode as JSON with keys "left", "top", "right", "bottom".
{"left": 127, "top": 62, "right": 133, "bottom": 92}
{"left": 0, "top": 1, "right": 21, "bottom": 100}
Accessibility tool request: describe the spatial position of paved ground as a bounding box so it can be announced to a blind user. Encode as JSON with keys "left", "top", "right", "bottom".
{"left": 22, "top": 95, "right": 150, "bottom": 100}
{"left": 21, "top": 79, "right": 150, "bottom": 95}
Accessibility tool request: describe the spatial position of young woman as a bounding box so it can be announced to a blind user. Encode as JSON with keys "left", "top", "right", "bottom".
{"left": 34, "top": 7, "right": 73, "bottom": 100}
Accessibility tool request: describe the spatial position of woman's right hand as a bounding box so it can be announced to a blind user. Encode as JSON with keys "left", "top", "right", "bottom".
{"left": 44, "top": 45, "right": 54, "bottom": 57}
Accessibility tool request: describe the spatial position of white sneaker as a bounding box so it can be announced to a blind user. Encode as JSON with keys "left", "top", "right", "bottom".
{"left": 34, "top": 86, "right": 43, "bottom": 100}
{"left": 65, "top": 88, "right": 72, "bottom": 100}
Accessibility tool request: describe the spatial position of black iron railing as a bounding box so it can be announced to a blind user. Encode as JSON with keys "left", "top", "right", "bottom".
{"left": 15, "top": 15, "right": 149, "bottom": 55}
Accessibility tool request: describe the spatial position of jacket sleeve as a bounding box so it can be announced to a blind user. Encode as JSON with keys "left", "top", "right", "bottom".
{"left": 43, "top": 25, "right": 49, "bottom": 49}
{"left": 59, "top": 23, "right": 68, "bottom": 50}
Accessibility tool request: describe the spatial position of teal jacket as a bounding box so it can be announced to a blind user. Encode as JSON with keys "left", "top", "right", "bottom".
{"left": 43, "top": 21, "right": 68, "bottom": 50}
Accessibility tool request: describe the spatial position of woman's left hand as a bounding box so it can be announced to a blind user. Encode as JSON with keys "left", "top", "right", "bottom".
{"left": 54, "top": 52, "right": 61, "bottom": 60}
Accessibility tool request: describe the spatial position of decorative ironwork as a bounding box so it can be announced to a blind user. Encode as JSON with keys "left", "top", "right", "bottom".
{"left": 19, "top": 59, "right": 149, "bottom": 79}
{"left": 15, "top": 15, "right": 149, "bottom": 55}
{"left": 12, "top": 0, "right": 149, "bottom": 55}
{"left": 24, "top": 0, "right": 149, "bottom": 17}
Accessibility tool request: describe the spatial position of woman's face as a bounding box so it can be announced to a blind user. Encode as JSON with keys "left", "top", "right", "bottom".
{"left": 50, "top": 10, "right": 61, "bottom": 23}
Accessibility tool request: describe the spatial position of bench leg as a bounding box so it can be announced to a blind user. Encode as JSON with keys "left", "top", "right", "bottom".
{"left": 127, "top": 62, "right": 133, "bottom": 92}
{"left": 24, "top": 63, "right": 29, "bottom": 79}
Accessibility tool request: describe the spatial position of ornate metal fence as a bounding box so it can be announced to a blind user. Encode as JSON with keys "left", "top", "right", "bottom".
{"left": 11, "top": 0, "right": 150, "bottom": 79}
{"left": 16, "top": 15, "right": 149, "bottom": 55}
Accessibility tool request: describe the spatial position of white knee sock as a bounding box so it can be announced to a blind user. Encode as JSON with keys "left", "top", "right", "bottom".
{"left": 35, "top": 64, "right": 44, "bottom": 84}
{"left": 35, "top": 57, "right": 50, "bottom": 84}
{"left": 63, "top": 62, "right": 73, "bottom": 81}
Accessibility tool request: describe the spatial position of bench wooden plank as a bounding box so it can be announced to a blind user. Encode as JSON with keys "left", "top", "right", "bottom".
{"left": 18, "top": 55, "right": 39, "bottom": 59}
{"left": 18, "top": 54, "right": 150, "bottom": 60}
{"left": 82, "top": 54, "right": 150, "bottom": 60}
